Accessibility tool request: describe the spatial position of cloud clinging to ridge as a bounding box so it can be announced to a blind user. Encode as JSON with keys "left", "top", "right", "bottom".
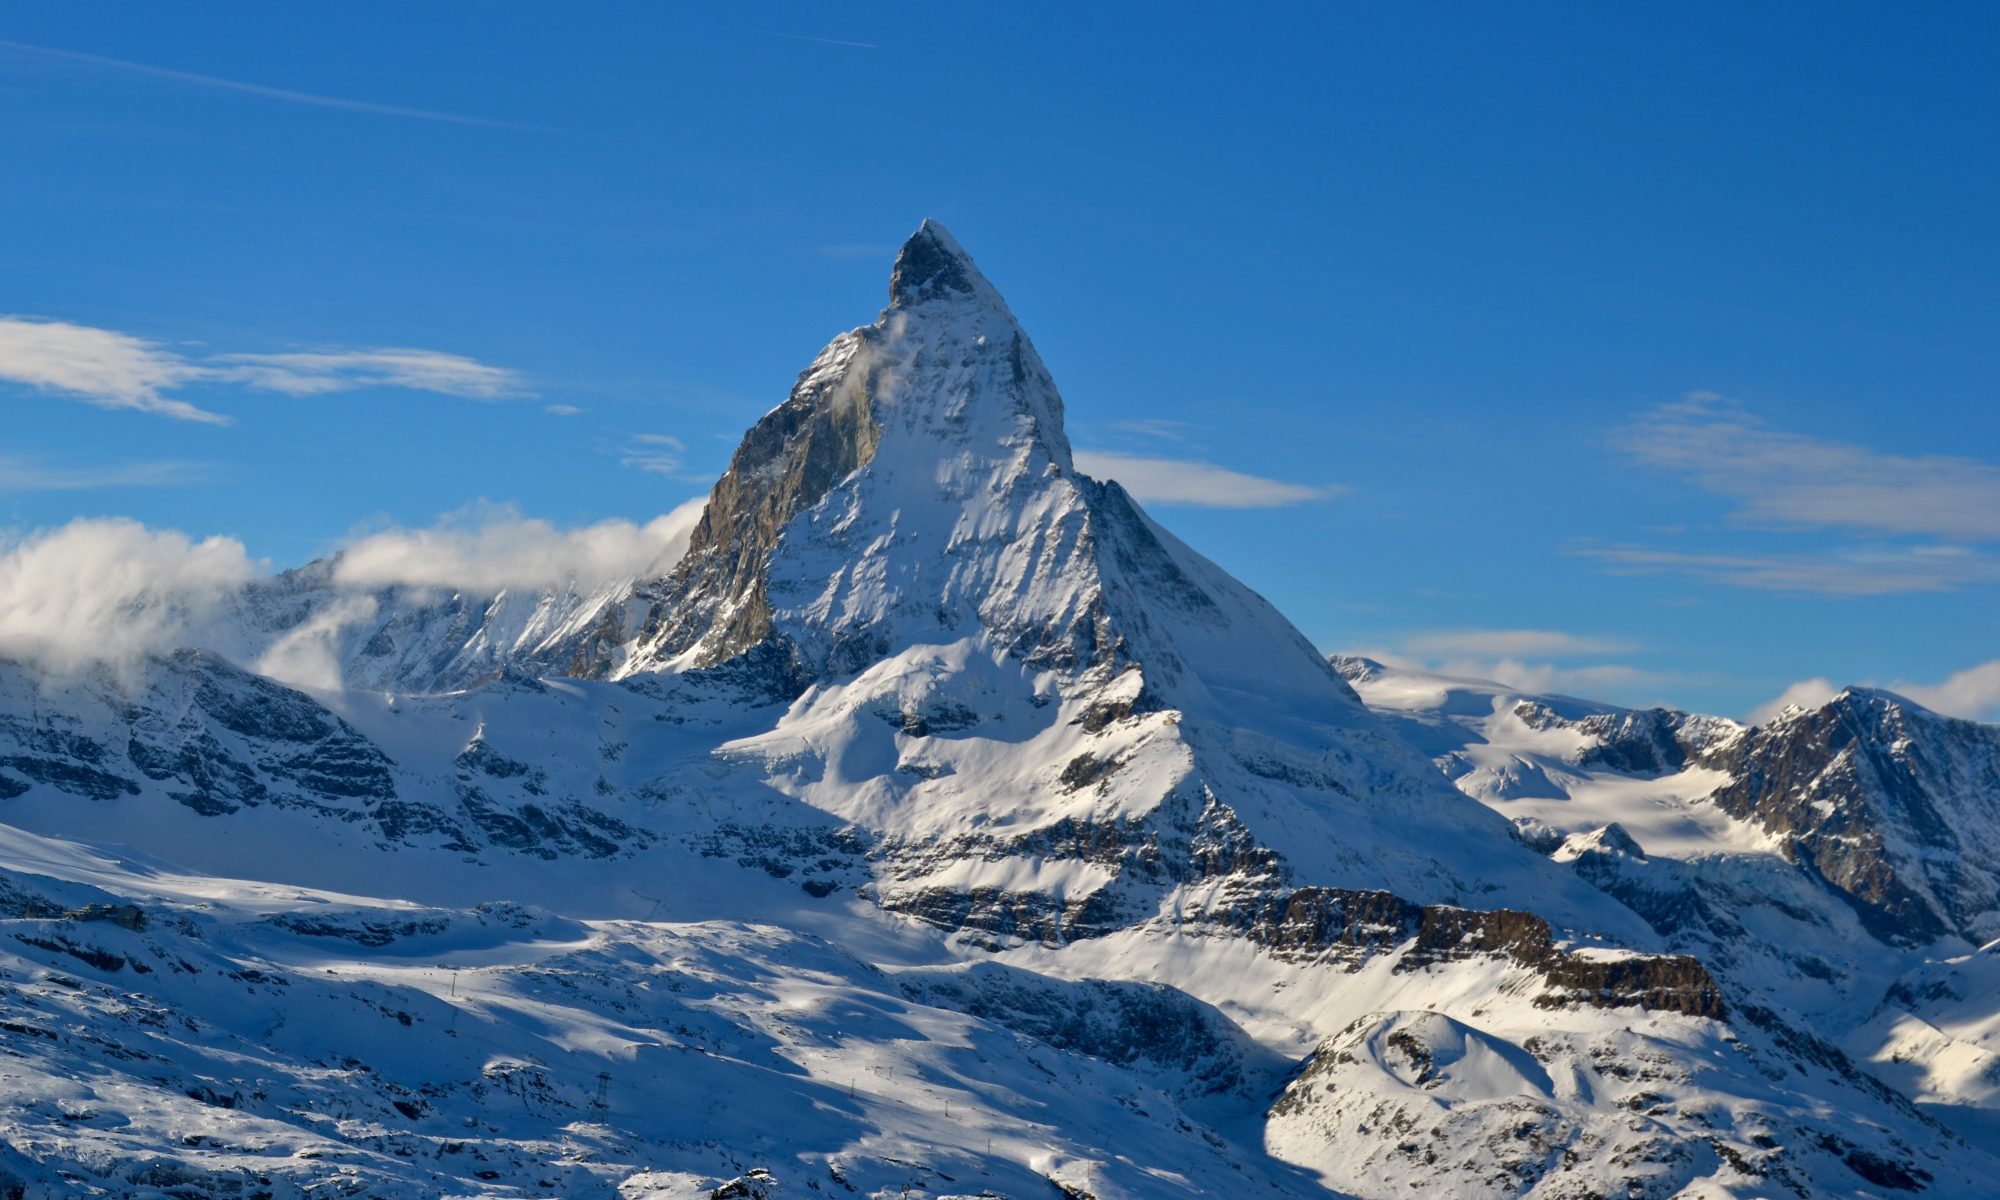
{"left": 1074, "top": 450, "right": 1341, "bottom": 508}
{"left": 1894, "top": 660, "right": 2000, "bottom": 723}
{"left": 0, "top": 499, "right": 712, "bottom": 682}
{"left": 0, "top": 518, "right": 258, "bottom": 676}
{"left": 332, "top": 499, "right": 709, "bottom": 594}
{"left": 1748, "top": 661, "right": 2000, "bottom": 725}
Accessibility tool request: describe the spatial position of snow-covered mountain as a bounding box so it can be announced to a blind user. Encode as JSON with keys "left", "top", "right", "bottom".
{"left": 2, "top": 224, "right": 1995, "bottom": 1198}
{"left": 1336, "top": 654, "right": 2000, "bottom": 1146}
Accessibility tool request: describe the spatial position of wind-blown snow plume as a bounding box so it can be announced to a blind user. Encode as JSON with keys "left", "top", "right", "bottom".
{"left": 333, "top": 498, "right": 706, "bottom": 592}
{"left": 0, "top": 518, "right": 257, "bottom": 674}
{"left": 1072, "top": 449, "right": 1339, "bottom": 508}
{"left": 253, "top": 593, "right": 383, "bottom": 692}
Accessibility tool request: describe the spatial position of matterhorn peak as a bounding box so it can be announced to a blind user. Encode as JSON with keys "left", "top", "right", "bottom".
{"left": 888, "top": 218, "right": 990, "bottom": 308}
{"left": 547, "top": 222, "right": 1359, "bottom": 732}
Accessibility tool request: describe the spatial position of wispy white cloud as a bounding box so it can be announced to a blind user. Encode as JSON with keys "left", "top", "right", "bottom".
{"left": 619, "top": 434, "right": 687, "bottom": 476}
{"left": 1619, "top": 392, "right": 2000, "bottom": 540}
{"left": 1467, "top": 659, "right": 1670, "bottom": 699}
{"left": 1400, "top": 628, "right": 1634, "bottom": 659}
{"left": 1574, "top": 543, "right": 2000, "bottom": 595}
{"left": 1358, "top": 644, "right": 1675, "bottom": 702}
{"left": 0, "top": 37, "right": 540, "bottom": 130}
{"left": 254, "top": 593, "right": 379, "bottom": 693}
{"left": 1892, "top": 660, "right": 2000, "bottom": 723}
{"left": 212, "top": 349, "right": 522, "bottom": 399}
{"left": 0, "top": 315, "right": 526, "bottom": 422}
{"left": 0, "top": 316, "right": 219, "bottom": 421}
{"left": 768, "top": 32, "right": 879, "bottom": 50}
{"left": 253, "top": 499, "right": 711, "bottom": 689}
{"left": 1747, "top": 661, "right": 2000, "bottom": 725}
{"left": 545, "top": 403, "right": 585, "bottom": 417}
{"left": 1074, "top": 450, "right": 1341, "bottom": 509}
{"left": 0, "top": 454, "right": 211, "bottom": 492}
{"left": 1107, "top": 418, "right": 1199, "bottom": 445}
{"left": 0, "top": 499, "right": 715, "bottom": 687}
{"left": 333, "top": 499, "right": 708, "bottom": 594}
{"left": 1745, "top": 677, "right": 1842, "bottom": 725}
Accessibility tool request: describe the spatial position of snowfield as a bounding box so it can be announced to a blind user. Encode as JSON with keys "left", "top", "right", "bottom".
{"left": 3, "top": 223, "right": 1997, "bottom": 1198}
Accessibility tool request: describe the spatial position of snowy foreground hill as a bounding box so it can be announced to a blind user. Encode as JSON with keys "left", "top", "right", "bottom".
{"left": 2, "top": 224, "right": 1997, "bottom": 1198}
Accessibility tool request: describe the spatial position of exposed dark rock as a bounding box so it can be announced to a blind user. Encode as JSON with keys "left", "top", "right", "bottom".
{"left": 1700, "top": 689, "right": 2000, "bottom": 945}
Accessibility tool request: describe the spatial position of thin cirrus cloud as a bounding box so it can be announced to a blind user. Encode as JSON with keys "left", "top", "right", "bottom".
{"left": 1365, "top": 628, "right": 1666, "bottom": 704}
{"left": 0, "top": 37, "right": 541, "bottom": 131}
{"left": 767, "top": 33, "right": 880, "bottom": 50}
{"left": 1357, "top": 643, "right": 1673, "bottom": 704}
{"left": 1573, "top": 543, "right": 2000, "bottom": 596}
{"left": 1073, "top": 450, "right": 1341, "bottom": 509}
{"left": 1620, "top": 393, "right": 2000, "bottom": 540}
{"left": 619, "top": 434, "right": 687, "bottom": 476}
{"left": 1400, "top": 629, "right": 1634, "bottom": 659}
{"left": 0, "top": 315, "right": 214, "bottom": 421}
{"left": 0, "top": 454, "right": 211, "bottom": 492}
{"left": 0, "top": 315, "right": 526, "bottom": 424}
{"left": 1598, "top": 392, "right": 2000, "bottom": 595}
{"left": 213, "top": 348, "right": 522, "bottom": 399}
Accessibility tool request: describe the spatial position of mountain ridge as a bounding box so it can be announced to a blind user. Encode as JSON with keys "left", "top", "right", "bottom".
{"left": 0, "top": 222, "right": 1993, "bottom": 1198}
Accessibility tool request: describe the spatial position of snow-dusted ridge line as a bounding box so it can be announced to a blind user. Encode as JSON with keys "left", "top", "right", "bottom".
{"left": 1337, "top": 652, "right": 2000, "bottom": 1150}
{"left": 0, "top": 222, "right": 1994, "bottom": 1197}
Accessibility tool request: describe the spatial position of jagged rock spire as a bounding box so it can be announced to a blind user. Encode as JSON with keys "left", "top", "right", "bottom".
{"left": 889, "top": 219, "right": 986, "bottom": 307}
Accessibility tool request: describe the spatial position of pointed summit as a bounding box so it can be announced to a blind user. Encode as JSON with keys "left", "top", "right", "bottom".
{"left": 889, "top": 218, "right": 984, "bottom": 307}
{"left": 571, "top": 223, "right": 1362, "bottom": 728}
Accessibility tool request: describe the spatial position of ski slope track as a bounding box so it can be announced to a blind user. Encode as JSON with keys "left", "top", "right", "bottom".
{"left": 1, "top": 224, "right": 1995, "bottom": 1198}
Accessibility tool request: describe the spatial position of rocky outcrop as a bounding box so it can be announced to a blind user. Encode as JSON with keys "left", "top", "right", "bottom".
{"left": 1702, "top": 688, "right": 2000, "bottom": 945}
{"left": 626, "top": 331, "right": 882, "bottom": 676}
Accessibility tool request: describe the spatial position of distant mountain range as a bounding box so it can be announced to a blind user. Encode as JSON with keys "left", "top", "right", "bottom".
{"left": 1, "top": 223, "right": 1992, "bottom": 1199}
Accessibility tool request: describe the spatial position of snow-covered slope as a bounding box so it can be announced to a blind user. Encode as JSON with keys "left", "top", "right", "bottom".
{"left": 1, "top": 224, "right": 1994, "bottom": 1198}
{"left": 1336, "top": 654, "right": 2000, "bottom": 1147}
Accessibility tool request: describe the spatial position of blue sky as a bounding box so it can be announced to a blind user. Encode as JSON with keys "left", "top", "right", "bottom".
{"left": 3, "top": 3, "right": 1997, "bottom": 720}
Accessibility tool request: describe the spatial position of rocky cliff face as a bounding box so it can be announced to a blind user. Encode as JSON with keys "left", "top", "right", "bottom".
{"left": 1344, "top": 656, "right": 2000, "bottom": 951}
{"left": 1702, "top": 688, "right": 2000, "bottom": 946}
{"left": 1, "top": 224, "right": 1995, "bottom": 1198}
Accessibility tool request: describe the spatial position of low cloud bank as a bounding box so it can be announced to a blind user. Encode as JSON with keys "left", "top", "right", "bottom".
{"left": 0, "top": 518, "right": 258, "bottom": 675}
{"left": 0, "top": 498, "right": 708, "bottom": 685}
{"left": 333, "top": 498, "right": 707, "bottom": 593}
{"left": 1748, "top": 664, "right": 2000, "bottom": 725}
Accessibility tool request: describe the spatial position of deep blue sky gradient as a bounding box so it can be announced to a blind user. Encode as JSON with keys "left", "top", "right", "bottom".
{"left": 3, "top": 3, "right": 1996, "bottom": 716}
